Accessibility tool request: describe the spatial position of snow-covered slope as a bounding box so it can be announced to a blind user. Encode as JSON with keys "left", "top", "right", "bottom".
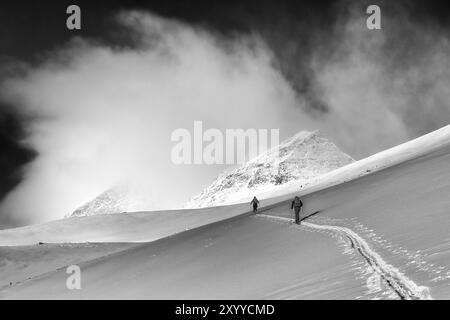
{"left": 0, "top": 214, "right": 373, "bottom": 299}
{"left": 0, "top": 243, "right": 137, "bottom": 289}
{"left": 4, "top": 138, "right": 450, "bottom": 299}
{"left": 0, "top": 204, "right": 250, "bottom": 246}
{"left": 185, "top": 130, "right": 354, "bottom": 208}
{"left": 2, "top": 125, "right": 450, "bottom": 299}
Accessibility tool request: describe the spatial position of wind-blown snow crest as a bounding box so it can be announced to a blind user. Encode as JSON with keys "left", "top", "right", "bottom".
{"left": 185, "top": 130, "right": 354, "bottom": 208}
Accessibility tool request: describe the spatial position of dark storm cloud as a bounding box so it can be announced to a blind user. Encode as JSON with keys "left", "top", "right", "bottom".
{"left": 1, "top": 0, "right": 449, "bottom": 115}
{"left": 0, "top": 106, "right": 36, "bottom": 206}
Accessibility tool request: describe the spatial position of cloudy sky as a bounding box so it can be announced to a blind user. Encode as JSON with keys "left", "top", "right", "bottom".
{"left": 1, "top": 0, "right": 450, "bottom": 228}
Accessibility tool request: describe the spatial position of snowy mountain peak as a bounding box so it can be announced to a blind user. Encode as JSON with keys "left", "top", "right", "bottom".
{"left": 185, "top": 130, "right": 354, "bottom": 208}
{"left": 247, "top": 130, "right": 318, "bottom": 165}
{"left": 66, "top": 182, "right": 155, "bottom": 218}
{"left": 66, "top": 186, "right": 129, "bottom": 218}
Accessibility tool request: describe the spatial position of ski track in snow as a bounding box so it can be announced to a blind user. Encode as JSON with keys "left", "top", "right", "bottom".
{"left": 317, "top": 216, "right": 450, "bottom": 286}
{"left": 256, "top": 214, "right": 433, "bottom": 300}
{"left": 349, "top": 220, "right": 450, "bottom": 284}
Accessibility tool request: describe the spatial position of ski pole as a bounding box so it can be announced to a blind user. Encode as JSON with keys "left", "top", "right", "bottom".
{"left": 300, "top": 206, "right": 303, "bottom": 223}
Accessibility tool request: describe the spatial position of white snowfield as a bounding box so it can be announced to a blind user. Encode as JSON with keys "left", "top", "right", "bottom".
{"left": 1, "top": 125, "right": 450, "bottom": 299}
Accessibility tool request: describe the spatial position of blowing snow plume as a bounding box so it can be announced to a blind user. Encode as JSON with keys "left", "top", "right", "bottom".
{"left": 0, "top": 11, "right": 308, "bottom": 225}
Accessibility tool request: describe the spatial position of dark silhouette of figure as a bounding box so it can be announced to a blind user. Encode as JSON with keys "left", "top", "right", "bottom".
{"left": 291, "top": 196, "right": 303, "bottom": 224}
{"left": 250, "top": 196, "right": 260, "bottom": 213}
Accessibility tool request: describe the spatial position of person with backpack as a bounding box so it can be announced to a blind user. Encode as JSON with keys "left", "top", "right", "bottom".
{"left": 291, "top": 196, "right": 303, "bottom": 224}
{"left": 250, "top": 196, "right": 260, "bottom": 213}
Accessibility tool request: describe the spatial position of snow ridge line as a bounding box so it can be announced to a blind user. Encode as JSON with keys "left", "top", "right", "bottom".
{"left": 256, "top": 214, "right": 433, "bottom": 300}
